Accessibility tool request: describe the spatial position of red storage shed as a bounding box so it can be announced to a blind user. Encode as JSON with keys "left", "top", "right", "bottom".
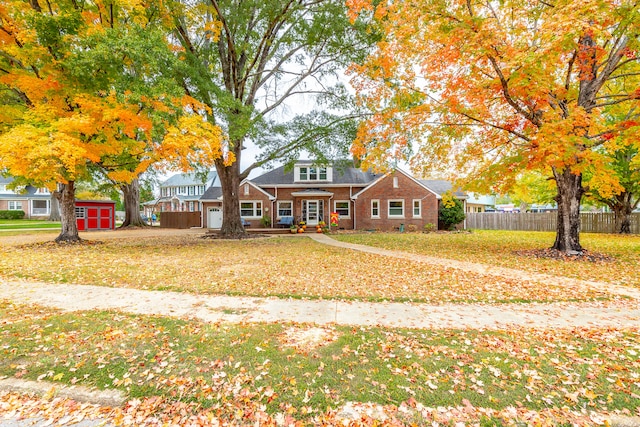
{"left": 75, "top": 200, "right": 116, "bottom": 231}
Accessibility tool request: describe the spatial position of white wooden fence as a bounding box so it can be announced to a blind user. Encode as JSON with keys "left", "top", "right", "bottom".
{"left": 466, "top": 212, "right": 640, "bottom": 234}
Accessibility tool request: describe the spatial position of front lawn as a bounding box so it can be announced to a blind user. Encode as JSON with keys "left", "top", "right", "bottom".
{"left": 0, "top": 219, "right": 60, "bottom": 230}
{"left": 333, "top": 230, "right": 640, "bottom": 288}
{"left": 0, "top": 234, "right": 621, "bottom": 304}
{"left": 1, "top": 301, "right": 638, "bottom": 425}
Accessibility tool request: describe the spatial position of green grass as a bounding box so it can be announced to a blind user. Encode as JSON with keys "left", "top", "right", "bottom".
{"left": 0, "top": 219, "right": 61, "bottom": 230}
{"left": 333, "top": 230, "right": 640, "bottom": 287}
{"left": 1, "top": 301, "right": 638, "bottom": 423}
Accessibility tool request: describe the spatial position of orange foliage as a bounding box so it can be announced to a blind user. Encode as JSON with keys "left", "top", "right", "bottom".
{"left": 349, "top": 0, "right": 640, "bottom": 196}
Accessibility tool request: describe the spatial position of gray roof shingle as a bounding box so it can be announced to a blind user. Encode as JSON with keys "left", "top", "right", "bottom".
{"left": 419, "top": 180, "right": 467, "bottom": 198}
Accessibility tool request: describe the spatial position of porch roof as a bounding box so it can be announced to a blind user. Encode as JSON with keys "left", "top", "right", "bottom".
{"left": 290, "top": 189, "right": 334, "bottom": 197}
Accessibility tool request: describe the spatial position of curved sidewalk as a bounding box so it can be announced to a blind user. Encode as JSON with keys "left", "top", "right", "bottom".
{"left": 307, "top": 233, "right": 640, "bottom": 301}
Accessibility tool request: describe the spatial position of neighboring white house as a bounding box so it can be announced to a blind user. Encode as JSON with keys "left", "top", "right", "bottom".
{"left": 0, "top": 177, "right": 51, "bottom": 219}
{"left": 144, "top": 171, "right": 218, "bottom": 215}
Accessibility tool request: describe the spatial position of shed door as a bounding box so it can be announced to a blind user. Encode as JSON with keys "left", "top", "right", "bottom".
{"left": 87, "top": 208, "right": 99, "bottom": 229}
{"left": 99, "top": 208, "right": 112, "bottom": 229}
{"left": 208, "top": 207, "right": 223, "bottom": 229}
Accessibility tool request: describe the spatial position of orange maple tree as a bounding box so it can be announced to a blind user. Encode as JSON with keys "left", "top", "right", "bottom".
{"left": 0, "top": 0, "right": 225, "bottom": 241}
{"left": 348, "top": 0, "right": 640, "bottom": 253}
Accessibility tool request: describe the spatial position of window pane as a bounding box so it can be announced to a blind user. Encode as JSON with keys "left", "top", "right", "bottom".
{"left": 372, "top": 200, "right": 379, "bottom": 217}
{"left": 256, "top": 202, "right": 262, "bottom": 217}
{"left": 300, "top": 167, "right": 308, "bottom": 180}
{"left": 335, "top": 201, "right": 349, "bottom": 217}
{"left": 389, "top": 201, "right": 403, "bottom": 216}
{"left": 413, "top": 200, "right": 420, "bottom": 216}
{"left": 278, "top": 202, "right": 292, "bottom": 217}
{"left": 240, "top": 202, "right": 254, "bottom": 217}
{"left": 309, "top": 167, "right": 317, "bottom": 180}
{"left": 319, "top": 168, "right": 327, "bottom": 180}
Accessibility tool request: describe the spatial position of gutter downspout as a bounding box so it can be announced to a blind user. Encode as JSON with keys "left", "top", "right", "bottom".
{"left": 350, "top": 185, "right": 356, "bottom": 230}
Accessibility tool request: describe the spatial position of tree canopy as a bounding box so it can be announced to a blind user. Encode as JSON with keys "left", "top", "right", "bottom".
{"left": 348, "top": 0, "right": 640, "bottom": 252}
{"left": 0, "top": 0, "right": 225, "bottom": 240}
{"left": 164, "top": 0, "right": 377, "bottom": 237}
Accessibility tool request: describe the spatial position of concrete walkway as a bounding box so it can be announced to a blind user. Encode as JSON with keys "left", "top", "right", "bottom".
{"left": 1, "top": 234, "right": 639, "bottom": 329}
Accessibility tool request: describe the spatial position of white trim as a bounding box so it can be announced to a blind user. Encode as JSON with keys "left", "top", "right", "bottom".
{"left": 388, "top": 199, "right": 405, "bottom": 218}
{"left": 393, "top": 177, "right": 398, "bottom": 188}
{"left": 351, "top": 168, "right": 440, "bottom": 200}
{"left": 277, "top": 200, "right": 293, "bottom": 218}
{"left": 240, "top": 200, "right": 263, "bottom": 218}
{"left": 7, "top": 200, "right": 22, "bottom": 210}
{"left": 412, "top": 199, "right": 421, "bottom": 218}
{"left": 239, "top": 179, "right": 276, "bottom": 200}
{"left": 371, "top": 199, "right": 380, "bottom": 219}
{"left": 334, "top": 200, "right": 350, "bottom": 219}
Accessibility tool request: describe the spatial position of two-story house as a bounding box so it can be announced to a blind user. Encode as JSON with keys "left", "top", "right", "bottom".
{"left": 149, "top": 171, "right": 218, "bottom": 214}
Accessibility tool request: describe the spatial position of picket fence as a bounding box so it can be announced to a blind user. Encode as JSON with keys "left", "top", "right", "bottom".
{"left": 466, "top": 212, "right": 640, "bottom": 234}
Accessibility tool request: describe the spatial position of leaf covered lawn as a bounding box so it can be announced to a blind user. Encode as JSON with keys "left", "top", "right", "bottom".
{"left": 1, "top": 301, "right": 639, "bottom": 426}
{"left": 334, "top": 231, "right": 640, "bottom": 288}
{"left": 0, "top": 234, "right": 620, "bottom": 303}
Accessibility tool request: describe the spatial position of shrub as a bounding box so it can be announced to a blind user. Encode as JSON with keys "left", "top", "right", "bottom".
{"left": 407, "top": 224, "right": 418, "bottom": 232}
{"left": 0, "top": 210, "right": 25, "bottom": 219}
{"left": 260, "top": 215, "right": 271, "bottom": 227}
{"left": 439, "top": 197, "right": 465, "bottom": 230}
{"left": 423, "top": 223, "right": 436, "bottom": 233}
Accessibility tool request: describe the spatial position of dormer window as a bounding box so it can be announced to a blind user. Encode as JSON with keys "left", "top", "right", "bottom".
{"left": 296, "top": 165, "right": 331, "bottom": 182}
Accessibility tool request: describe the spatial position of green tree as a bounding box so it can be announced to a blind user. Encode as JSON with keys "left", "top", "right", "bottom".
{"left": 586, "top": 144, "right": 640, "bottom": 233}
{"left": 439, "top": 195, "right": 466, "bottom": 231}
{"left": 165, "top": 0, "right": 376, "bottom": 237}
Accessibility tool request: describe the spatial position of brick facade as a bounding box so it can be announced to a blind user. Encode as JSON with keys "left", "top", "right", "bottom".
{"left": 354, "top": 172, "right": 439, "bottom": 231}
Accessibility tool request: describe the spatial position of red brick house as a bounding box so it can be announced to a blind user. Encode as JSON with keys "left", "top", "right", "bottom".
{"left": 200, "top": 161, "right": 466, "bottom": 230}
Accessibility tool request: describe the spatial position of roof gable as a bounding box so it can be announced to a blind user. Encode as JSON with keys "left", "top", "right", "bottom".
{"left": 352, "top": 168, "right": 441, "bottom": 199}
{"left": 161, "top": 170, "right": 218, "bottom": 187}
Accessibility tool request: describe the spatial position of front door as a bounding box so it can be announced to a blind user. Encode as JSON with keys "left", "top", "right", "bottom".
{"left": 306, "top": 200, "right": 319, "bottom": 226}
{"left": 208, "top": 207, "right": 223, "bottom": 229}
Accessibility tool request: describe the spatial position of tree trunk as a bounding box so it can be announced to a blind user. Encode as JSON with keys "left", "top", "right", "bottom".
{"left": 217, "top": 159, "right": 247, "bottom": 238}
{"left": 611, "top": 194, "right": 633, "bottom": 234}
{"left": 552, "top": 168, "right": 584, "bottom": 253}
{"left": 120, "top": 178, "right": 147, "bottom": 228}
{"left": 54, "top": 181, "right": 81, "bottom": 243}
{"left": 48, "top": 193, "right": 61, "bottom": 221}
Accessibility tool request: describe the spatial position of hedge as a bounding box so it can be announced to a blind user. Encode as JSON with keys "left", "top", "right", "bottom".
{"left": 0, "top": 210, "right": 26, "bottom": 219}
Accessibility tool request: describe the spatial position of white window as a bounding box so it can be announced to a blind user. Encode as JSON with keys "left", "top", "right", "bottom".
{"left": 8, "top": 201, "right": 22, "bottom": 210}
{"left": 393, "top": 177, "right": 399, "bottom": 188}
{"left": 277, "top": 201, "right": 293, "bottom": 217}
{"left": 198, "top": 185, "right": 205, "bottom": 195}
{"left": 189, "top": 201, "right": 195, "bottom": 212}
{"left": 244, "top": 183, "right": 250, "bottom": 195}
{"left": 75, "top": 207, "right": 85, "bottom": 218}
{"left": 334, "top": 201, "right": 350, "bottom": 218}
{"left": 188, "top": 186, "right": 195, "bottom": 196}
{"left": 296, "top": 166, "right": 330, "bottom": 182}
{"left": 31, "top": 200, "right": 49, "bottom": 216}
{"left": 371, "top": 199, "right": 380, "bottom": 218}
{"left": 388, "top": 200, "right": 404, "bottom": 218}
{"left": 413, "top": 199, "right": 421, "bottom": 218}
{"left": 179, "top": 186, "right": 187, "bottom": 195}
{"left": 240, "top": 201, "right": 262, "bottom": 218}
